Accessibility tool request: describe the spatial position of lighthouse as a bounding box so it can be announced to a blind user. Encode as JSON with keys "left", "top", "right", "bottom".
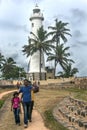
{"left": 28, "top": 5, "right": 46, "bottom": 80}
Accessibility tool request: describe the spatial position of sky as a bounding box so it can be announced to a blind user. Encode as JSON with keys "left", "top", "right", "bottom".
{"left": 0, "top": 0, "right": 87, "bottom": 76}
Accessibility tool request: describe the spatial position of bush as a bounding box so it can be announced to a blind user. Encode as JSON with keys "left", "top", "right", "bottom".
{"left": 44, "top": 109, "right": 68, "bottom": 130}
{"left": 0, "top": 100, "right": 4, "bottom": 108}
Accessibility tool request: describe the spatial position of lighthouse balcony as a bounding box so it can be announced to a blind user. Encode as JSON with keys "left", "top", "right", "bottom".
{"left": 30, "top": 13, "right": 44, "bottom": 20}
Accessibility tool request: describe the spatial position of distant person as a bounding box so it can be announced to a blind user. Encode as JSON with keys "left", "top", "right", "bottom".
{"left": 33, "top": 81, "right": 39, "bottom": 93}
{"left": 16, "top": 82, "right": 20, "bottom": 89}
{"left": 11, "top": 91, "right": 21, "bottom": 125}
{"left": 18, "top": 79, "right": 32, "bottom": 128}
{"left": 37, "top": 80, "right": 40, "bottom": 86}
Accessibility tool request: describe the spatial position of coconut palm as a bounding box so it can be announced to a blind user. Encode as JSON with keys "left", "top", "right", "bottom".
{"left": 1, "top": 57, "right": 16, "bottom": 79}
{"left": 58, "top": 63, "right": 78, "bottom": 78}
{"left": 47, "top": 43, "right": 74, "bottom": 77}
{"left": 0, "top": 53, "right": 5, "bottom": 69}
{"left": 22, "top": 26, "right": 54, "bottom": 80}
{"left": 48, "top": 19, "right": 71, "bottom": 77}
{"left": 48, "top": 19, "right": 71, "bottom": 46}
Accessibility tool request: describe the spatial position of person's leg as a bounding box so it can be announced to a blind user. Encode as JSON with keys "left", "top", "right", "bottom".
{"left": 31, "top": 100, "right": 34, "bottom": 112}
{"left": 23, "top": 102, "right": 28, "bottom": 126}
{"left": 29, "top": 101, "right": 34, "bottom": 122}
{"left": 16, "top": 108, "right": 20, "bottom": 124}
{"left": 13, "top": 108, "right": 18, "bottom": 124}
{"left": 27, "top": 102, "right": 32, "bottom": 122}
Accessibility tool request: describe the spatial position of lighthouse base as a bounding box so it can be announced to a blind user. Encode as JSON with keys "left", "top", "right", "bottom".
{"left": 27, "top": 72, "right": 46, "bottom": 81}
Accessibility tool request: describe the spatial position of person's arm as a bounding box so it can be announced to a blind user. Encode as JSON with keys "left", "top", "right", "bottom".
{"left": 32, "top": 84, "right": 39, "bottom": 93}
{"left": 18, "top": 86, "right": 23, "bottom": 94}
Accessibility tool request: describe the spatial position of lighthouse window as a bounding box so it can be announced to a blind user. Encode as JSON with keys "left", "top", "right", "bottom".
{"left": 41, "top": 63, "right": 43, "bottom": 68}
{"left": 32, "top": 23, "right": 34, "bottom": 27}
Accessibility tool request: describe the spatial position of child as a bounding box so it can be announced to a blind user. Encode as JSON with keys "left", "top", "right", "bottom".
{"left": 11, "top": 91, "right": 21, "bottom": 125}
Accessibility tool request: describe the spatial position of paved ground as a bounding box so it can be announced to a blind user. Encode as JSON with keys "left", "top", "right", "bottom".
{"left": 0, "top": 90, "right": 49, "bottom": 130}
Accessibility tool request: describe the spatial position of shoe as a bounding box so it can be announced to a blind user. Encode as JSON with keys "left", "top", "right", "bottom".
{"left": 29, "top": 119, "right": 32, "bottom": 122}
{"left": 24, "top": 124, "right": 28, "bottom": 128}
{"left": 18, "top": 123, "right": 21, "bottom": 126}
{"left": 16, "top": 123, "right": 21, "bottom": 126}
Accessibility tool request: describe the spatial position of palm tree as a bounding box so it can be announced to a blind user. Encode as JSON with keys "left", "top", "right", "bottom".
{"left": 47, "top": 44, "right": 74, "bottom": 77}
{"left": 1, "top": 57, "right": 16, "bottom": 79}
{"left": 48, "top": 19, "right": 71, "bottom": 77}
{"left": 58, "top": 63, "right": 78, "bottom": 78}
{"left": 0, "top": 53, "right": 5, "bottom": 70}
{"left": 18, "top": 67, "right": 26, "bottom": 79}
{"left": 48, "top": 19, "right": 71, "bottom": 46}
{"left": 22, "top": 26, "right": 54, "bottom": 80}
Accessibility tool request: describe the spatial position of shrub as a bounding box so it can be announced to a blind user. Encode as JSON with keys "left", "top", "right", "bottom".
{"left": 44, "top": 109, "right": 68, "bottom": 130}
{"left": 0, "top": 100, "right": 4, "bottom": 108}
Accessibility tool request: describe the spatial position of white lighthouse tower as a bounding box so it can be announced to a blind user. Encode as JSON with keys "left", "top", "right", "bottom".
{"left": 29, "top": 5, "right": 46, "bottom": 80}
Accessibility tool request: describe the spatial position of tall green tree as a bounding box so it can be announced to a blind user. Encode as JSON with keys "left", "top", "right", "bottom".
{"left": 47, "top": 44, "right": 74, "bottom": 76}
{"left": 0, "top": 53, "right": 5, "bottom": 70}
{"left": 58, "top": 63, "right": 78, "bottom": 78}
{"left": 18, "top": 67, "right": 26, "bottom": 79}
{"left": 22, "top": 26, "right": 54, "bottom": 80}
{"left": 48, "top": 19, "right": 71, "bottom": 46}
{"left": 48, "top": 19, "right": 71, "bottom": 77}
{"left": 1, "top": 57, "right": 16, "bottom": 79}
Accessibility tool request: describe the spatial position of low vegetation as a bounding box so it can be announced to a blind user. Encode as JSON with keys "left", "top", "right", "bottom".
{"left": 0, "top": 100, "right": 4, "bottom": 108}
{"left": 44, "top": 109, "right": 68, "bottom": 130}
{"left": 35, "top": 87, "right": 87, "bottom": 130}
{"left": 35, "top": 88, "right": 69, "bottom": 130}
{"left": 65, "top": 87, "right": 87, "bottom": 100}
{"left": 0, "top": 89, "right": 14, "bottom": 109}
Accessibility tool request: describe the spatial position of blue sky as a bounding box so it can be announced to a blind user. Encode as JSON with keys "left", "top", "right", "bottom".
{"left": 0, "top": 0, "right": 87, "bottom": 76}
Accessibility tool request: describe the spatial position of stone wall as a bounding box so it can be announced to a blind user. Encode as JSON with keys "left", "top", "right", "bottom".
{"left": 74, "top": 77, "right": 87, "bottom": 89}
{"left": 0, "top": 80, "right": 13, "bottom": 85}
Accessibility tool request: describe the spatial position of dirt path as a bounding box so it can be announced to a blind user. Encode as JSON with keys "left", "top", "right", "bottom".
{"left": 0, "top": 90, "right": 50, "bottom": 130}
{"left": 0, "top": 90, "right": 16, "bottom": 99}
{"left": 26, "top": 109, "right": 49, "bottom": 130}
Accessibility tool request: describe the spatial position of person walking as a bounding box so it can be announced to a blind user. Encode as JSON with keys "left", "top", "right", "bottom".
{"left": 29, "top": 89, "right": 34, "bottom": 122}
{"left": 11, "top": 91, "right": 21, "bottom": 125}
{"left": 18, "top": 79, "right": 32, "bottom": 128}
{"left": 16, "top": 81, "right": 20, "bottom": 89}
{"left": 29, "top": 81, "right": 39, "bottom": 122}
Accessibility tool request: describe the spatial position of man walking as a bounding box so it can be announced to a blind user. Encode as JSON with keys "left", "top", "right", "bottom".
{"left": 19, "top": 79, "right": 32, "bottom": 128}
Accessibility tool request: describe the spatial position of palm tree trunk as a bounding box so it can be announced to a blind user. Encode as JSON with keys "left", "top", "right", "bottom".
{"left": 54, "top": 38, "right": 59, "bottom": 78}
{"left": 54, "top": 60, "right": 56, "bottom": 79}
{"left": 39, "top": 49, "right": 42, "bottom": 80}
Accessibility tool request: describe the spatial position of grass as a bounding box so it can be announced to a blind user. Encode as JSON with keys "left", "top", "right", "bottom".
{"left": 0, "top": 88, "right": 15, "bottom": 109}
{"left": 44, "top": 109, "right": 68, "bottom": 130}
{"left": 35, "top": 89, "right": 69, "bottom": 130}
{"left": 0, "top": 100, "right": 4, "bottom": 108}
{"left": 35, "top": 87, "right": 87, "bottom": 130}
{"left": 65, "top": 87, "right": 87, "bottom": 100}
